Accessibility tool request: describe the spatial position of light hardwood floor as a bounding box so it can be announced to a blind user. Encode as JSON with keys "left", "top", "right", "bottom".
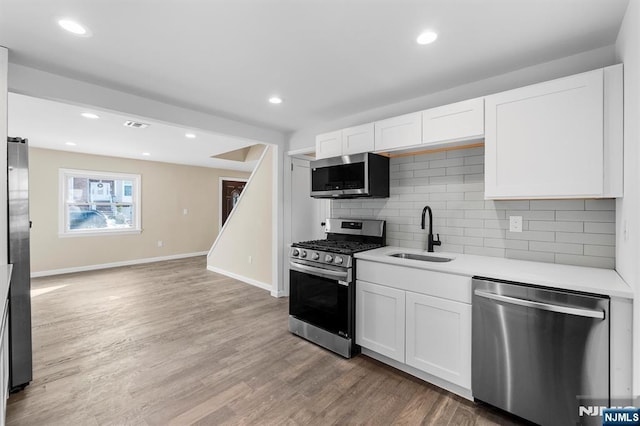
{"left": 8, "top": 256, "right": 525, "bottom": 425}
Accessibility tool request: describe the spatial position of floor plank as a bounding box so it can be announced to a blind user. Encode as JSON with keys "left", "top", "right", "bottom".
{"left": 7, "top": 256, "right": 526, "bottom": 425}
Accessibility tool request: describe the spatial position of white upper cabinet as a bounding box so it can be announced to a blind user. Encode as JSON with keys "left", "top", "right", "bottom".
{"left": 485, "top": 65, "right": 623, "bottom": 199}
{"left": 318, "top": 97, "right": 486, "bottom": 157}
{"left": 374, "top": 100, "right": 484, "bottom": 153}
{"left": 315, "top": 124, "right": 375, "bottom": 160}
{"left": 315, "top": 130, "right": 343, "bottom": 160}
{"left": 374, "top": 112, "right": 422, "bottom": 151}
{"left": 422, "top": 98, "right": 484, "bottom": 145}
{"left": 342, "top": 123, "right": 375, "bottom": 156}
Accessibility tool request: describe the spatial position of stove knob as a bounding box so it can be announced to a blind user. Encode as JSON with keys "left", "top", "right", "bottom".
{"left": 300, "top": 250, "right": 307, "bottom": 258}
{"left": 292, "top": 248, "right": 300, "bottom": 257}
{"left": 334, "top": 256, "right": 343, "bottom": 265}
{"left": 325, "top": 254, "right": 333, "bottom": 263}
{"left": 312, "top": 252, "right": 320, "bottom": 260}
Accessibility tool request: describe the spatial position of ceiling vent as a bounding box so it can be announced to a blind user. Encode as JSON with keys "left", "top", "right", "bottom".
{"left": 123, "top": 120, "right": 150, "bottom": 129}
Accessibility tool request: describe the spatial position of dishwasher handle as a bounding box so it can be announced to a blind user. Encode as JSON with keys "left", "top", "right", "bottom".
{"left": 474, "top": 289, "right": 605, "bottom": 320}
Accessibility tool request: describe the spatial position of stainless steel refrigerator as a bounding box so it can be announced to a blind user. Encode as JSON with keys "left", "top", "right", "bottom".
{"left": 7, "top": 137, "right": 31, "bottom": 392}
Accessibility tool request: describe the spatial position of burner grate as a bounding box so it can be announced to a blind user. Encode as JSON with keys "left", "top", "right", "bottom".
{"left": 293, "top": 239, "right": 383, "bottom": 254}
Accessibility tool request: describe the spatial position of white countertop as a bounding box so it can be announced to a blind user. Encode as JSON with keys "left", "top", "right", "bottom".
{"left": 355, "top": 246, "right": 633, "bottom": 298}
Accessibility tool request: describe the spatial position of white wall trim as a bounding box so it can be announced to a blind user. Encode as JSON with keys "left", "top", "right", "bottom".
{"left": 271, "top": 289, "right": 287, "bottom": 297}
{"left": 287, "top": 146, "right": 315, "bottom": 160}
{"left": 282, "top": 154, "right": 293, "bottom": 298}
{"left": 31, "top": 251, "right": 208, "bottom": 278}
{"left": 271, "top": 145, "right": 281, "bottom": 298}
{"left": 9, "top": 63, "right": 286, "bottom": 147}
{"left": 217, "top": 176, "right": 249, "bottom": 231}
{"left": 206, "top": 265, "right": 271, "bottom": 292}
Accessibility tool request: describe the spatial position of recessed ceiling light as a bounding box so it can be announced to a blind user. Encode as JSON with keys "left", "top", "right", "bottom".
{"left": 65, "top": 142, "right": 77, "bottom": 146}
{"left": 124, "top": 120, "right": 150, "bottom": 129}
{"left": 81, "top": 112, "right": 99, "bottom": 119}
{"left": 416, "top": 31, "right": 438, "bottom": 45}
{"left": 185, "top": 133, "right": 196, "bottom": 139}
{"left": 58, "top": 19, "right": 91, "bottom": 36}
{"left": 268, "top": 96, "right": 283, "bottom": 104}
{"left": 142, "top": 152, "right": 151, "bottom": 156}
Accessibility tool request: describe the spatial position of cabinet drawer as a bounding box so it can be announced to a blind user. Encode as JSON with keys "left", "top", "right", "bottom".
{"left": 357, "top": 260, "right": 472, "bottom": 303}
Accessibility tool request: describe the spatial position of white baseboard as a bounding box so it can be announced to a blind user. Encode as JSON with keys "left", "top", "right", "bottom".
{"left": 271, "top": 289, "right": 287, "bottom": 298}
{"left": 31, "top": 252, "right": 209, "bottom": 278}
{"left": 361, "top": 348, "right": 473, "bottom": 401}
{"left": 206, "top": 265, "right": 272, "bottom": 293}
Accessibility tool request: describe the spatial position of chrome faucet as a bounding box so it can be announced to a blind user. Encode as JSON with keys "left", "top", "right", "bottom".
{"left": 421, "top": 206, "right": 441, "bottom": 252}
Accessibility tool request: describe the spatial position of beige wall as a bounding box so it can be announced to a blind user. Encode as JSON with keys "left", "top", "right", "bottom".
{"left": 208, "top": 146, "right": 273, "bottom": 288}
{"left": 30, "top": 148, "right": 249, "bottom": 273}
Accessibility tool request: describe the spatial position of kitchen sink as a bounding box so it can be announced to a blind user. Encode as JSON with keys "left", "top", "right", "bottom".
{"left": 389, "top": 253, "right": 453, "bottom": 262}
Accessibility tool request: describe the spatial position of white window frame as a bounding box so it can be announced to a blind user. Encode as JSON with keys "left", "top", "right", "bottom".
{"left": 58, "top": 168, "right": 142, "bottom": 237}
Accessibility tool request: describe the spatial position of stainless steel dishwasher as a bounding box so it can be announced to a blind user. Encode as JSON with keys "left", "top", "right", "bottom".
{"left": 472, "top": 277, "right": 609, "bottom": 426}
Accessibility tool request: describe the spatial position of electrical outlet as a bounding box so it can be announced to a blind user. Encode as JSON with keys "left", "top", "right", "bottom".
{"left": 183, "top": 208, "right": 188, "bottom": 215}
{"left": 248, "top": 255, "right": 252, "bottom": 264}
{"left": 509, "top": 216, "right": 523, "bottom": 233}
{"left": 157, "top": 240, "right": 163, "bottom": 247}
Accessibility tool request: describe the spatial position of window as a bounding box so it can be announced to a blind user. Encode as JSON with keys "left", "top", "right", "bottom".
{"left": 59, "top": 169, "right": 141, "bottom": 236}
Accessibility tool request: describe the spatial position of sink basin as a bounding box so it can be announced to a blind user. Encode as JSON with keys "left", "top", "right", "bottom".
{"left": 389, "top": 253, "right": 453, "bottom": 262}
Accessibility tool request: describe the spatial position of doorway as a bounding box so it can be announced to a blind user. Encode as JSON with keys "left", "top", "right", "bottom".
{"left": 220, "top": 178, "right": 248, "bottom": 228}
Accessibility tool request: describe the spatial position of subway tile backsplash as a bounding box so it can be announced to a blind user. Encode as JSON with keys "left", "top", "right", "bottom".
{"left": 331, "top": 146, "right": 616, "bottom": 269}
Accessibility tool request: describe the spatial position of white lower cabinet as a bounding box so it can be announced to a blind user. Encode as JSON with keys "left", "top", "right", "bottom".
{"left": 356, "top": 262, "right": 472, "bottom": 396}
{"left": 356, "top": 281, "right": 405, "bottom": 362}
{"left": 405, "top": 291, "right": 471, "bottom": 389}
{"left": 0, "top": 301, "right": 7, "bottom": 426}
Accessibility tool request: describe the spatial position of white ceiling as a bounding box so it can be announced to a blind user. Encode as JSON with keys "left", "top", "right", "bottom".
{"left": 8, "top": 93, "right": 258, "bottom": 171}
{"left": 0, "top": 0, "right": 630, "bottom": 162}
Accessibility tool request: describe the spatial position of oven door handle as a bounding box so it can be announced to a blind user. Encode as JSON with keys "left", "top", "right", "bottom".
{"left": 289, "top": 261, "right": 350, "bottom": 283}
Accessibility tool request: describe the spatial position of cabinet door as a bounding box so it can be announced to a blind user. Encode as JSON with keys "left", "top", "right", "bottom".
{"left": 422, "top": 98, "right": 484, "bottom": 145}
{"left": 315, "top": 130, "right": 343, "bottom": 160}
{"left": 485, "top": 69, "right": 604, "bottom": 198}
{"left": 356, "top": 280, "right": 405, "bottom": 362}
{"left": 405, "top": 291, "right": 471, "bottom": 389}
{"left": 374, "top": 112, "right": 421, "bottom": 152}
{"left": 342, "top": 123, "right": 374, "bottom": 156}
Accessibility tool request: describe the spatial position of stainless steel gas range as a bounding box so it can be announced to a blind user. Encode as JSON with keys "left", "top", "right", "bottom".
{"left": 288, "top": 218, "right": 385, "bottom": 358}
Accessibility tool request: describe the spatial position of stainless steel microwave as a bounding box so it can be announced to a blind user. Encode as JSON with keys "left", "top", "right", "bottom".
{"left": 310, "top": 153, "right": 389, "bottom": 198}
